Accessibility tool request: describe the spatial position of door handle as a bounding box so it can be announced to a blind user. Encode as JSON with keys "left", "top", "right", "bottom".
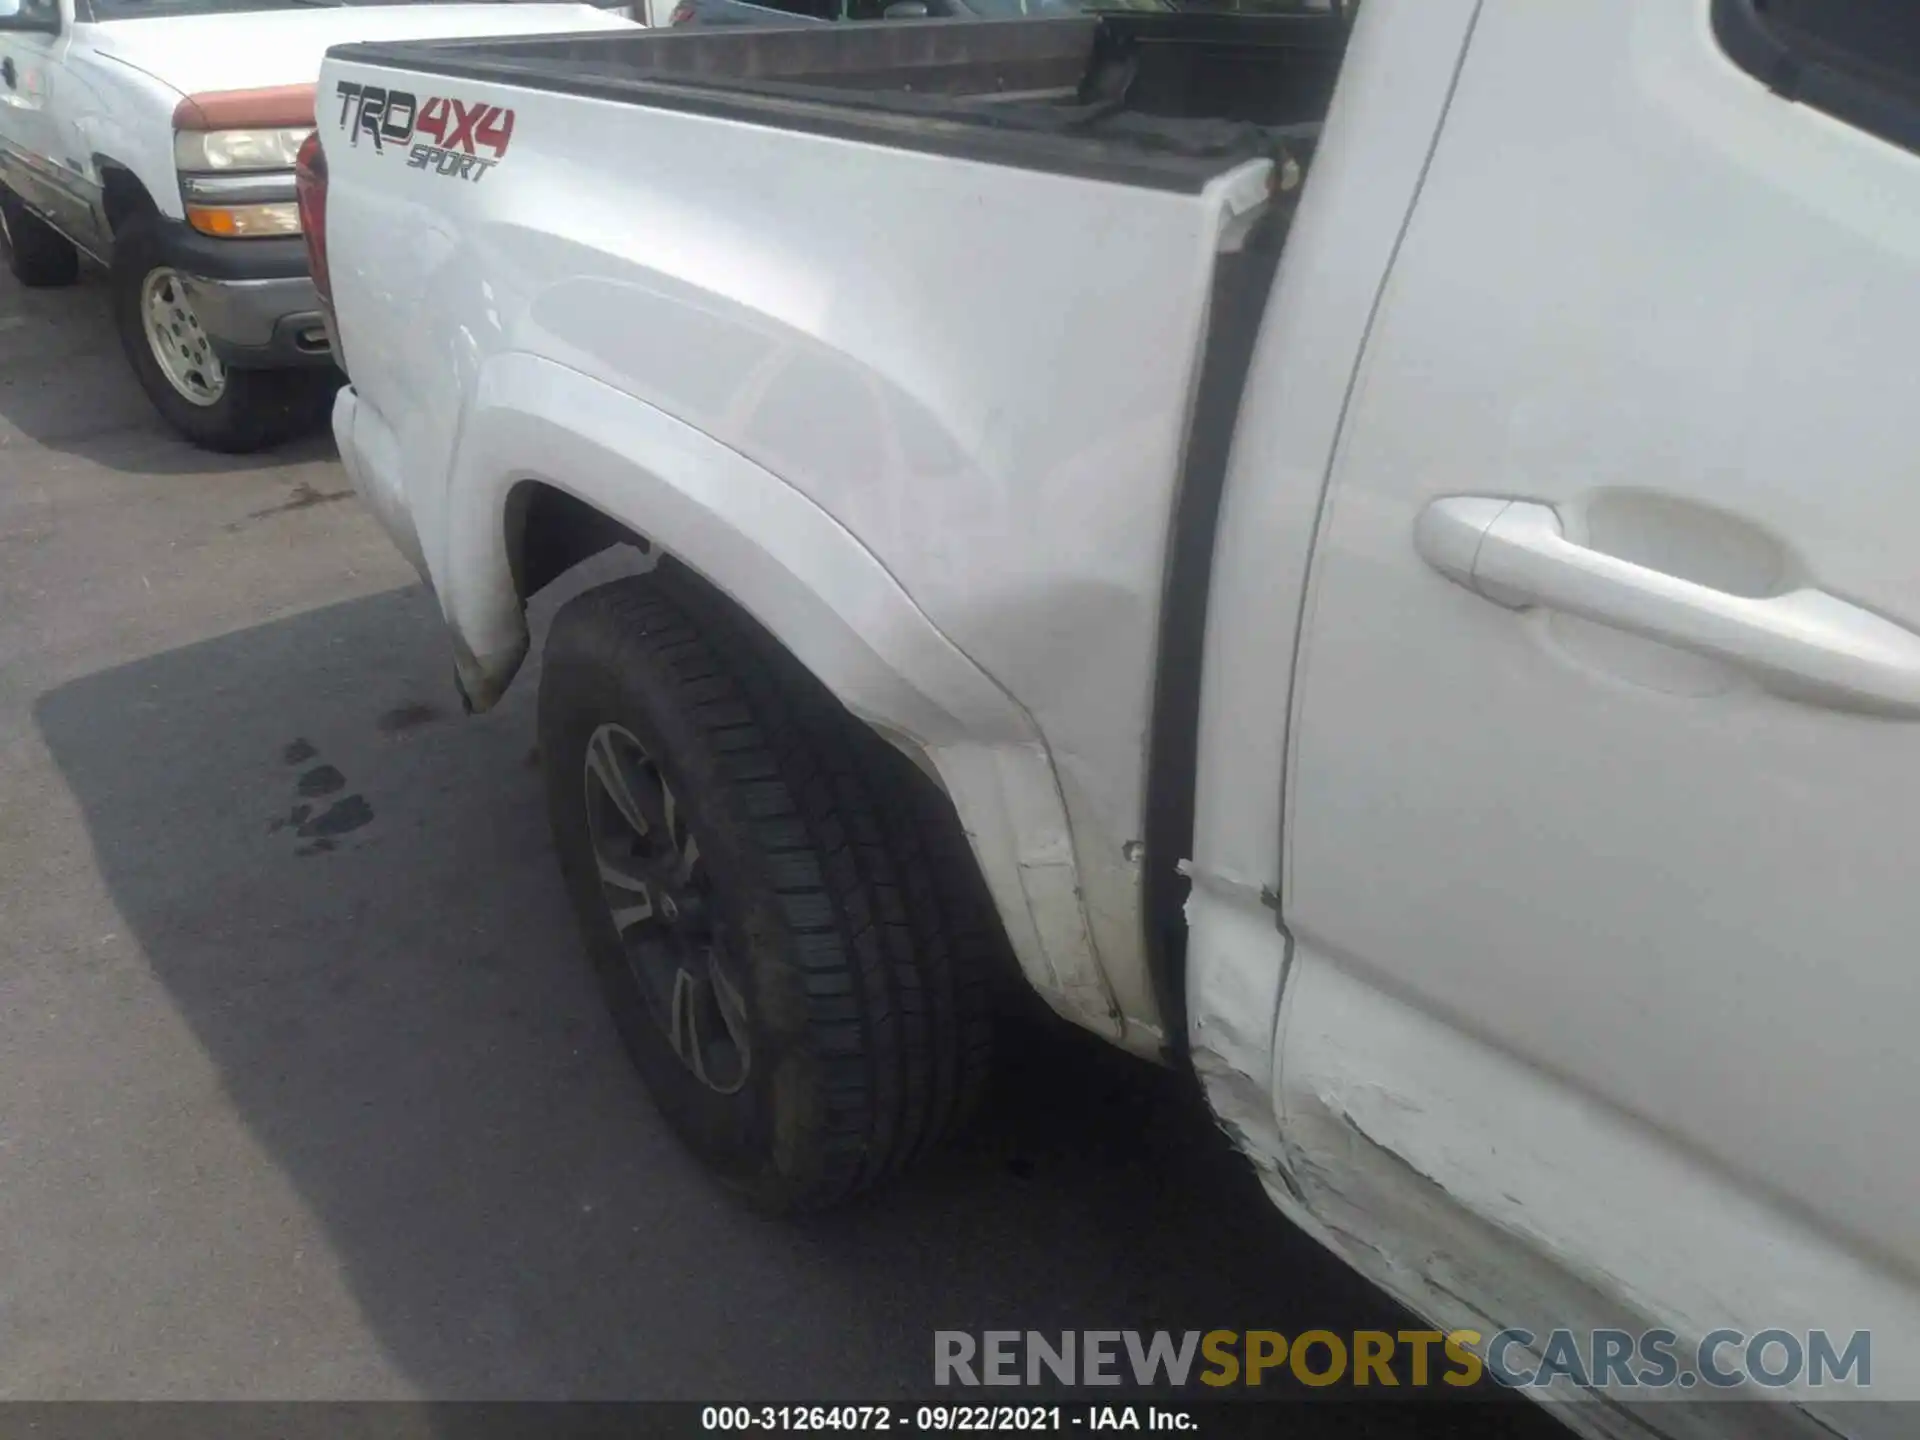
{"left": 1416, "top": 497, "right": 1920, "bottom": 716}
{"left": 2, "top": 58, "right": 16, "bottom": 90}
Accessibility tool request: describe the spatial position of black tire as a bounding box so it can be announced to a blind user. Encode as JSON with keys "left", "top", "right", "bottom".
{"left": 539, "top": 564, "right": 999, "bottom": 1213}
{"left": 110, "top": 213, "right": 334, "bottom": 453}
{"left": 0, "top": 187, "right": 80, "bottom": 288}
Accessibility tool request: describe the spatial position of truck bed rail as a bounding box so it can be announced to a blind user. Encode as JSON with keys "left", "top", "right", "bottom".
{"left": 331, "top": 12, "right": 1345, "bottom": 190}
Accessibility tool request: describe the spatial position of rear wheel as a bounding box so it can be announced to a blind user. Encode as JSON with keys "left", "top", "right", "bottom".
{"left": 539, "top": 565, "right": 999, "bottom": 1213}
{"left": 0, "top": 187, "right": 79, "bottom": 288}
{"left": 109, "top": 213, "right": 332, "bottom": 453}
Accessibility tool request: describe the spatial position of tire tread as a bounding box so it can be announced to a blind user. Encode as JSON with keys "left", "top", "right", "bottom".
{"left": 541, "top": 566, "right": 1000, "bottom": 1209}
{"left": 0, "top": 188, "right": 80, "bottom": 288}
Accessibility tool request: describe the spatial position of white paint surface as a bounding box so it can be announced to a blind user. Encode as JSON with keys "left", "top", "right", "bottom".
{"left": 325, "top": 46, "right": 1277, "bottom": 1050}
{"left": 1252, "top": 0, "right": 1920, "bottom": 1429}
{"left": 327, "top": 3, "right": 1920, "bottom": 1434}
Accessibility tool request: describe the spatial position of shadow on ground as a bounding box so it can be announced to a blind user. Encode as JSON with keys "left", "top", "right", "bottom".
{"left": 33, "top": 580, "right": 1559, "bottom": 1436}
{"left": 0, "top": 267, "right": 336, "bottom": 476}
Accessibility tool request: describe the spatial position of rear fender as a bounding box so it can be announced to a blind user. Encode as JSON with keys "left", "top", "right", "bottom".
{"left": 443, "top": 351, "right": 1127, "bottom": 1043}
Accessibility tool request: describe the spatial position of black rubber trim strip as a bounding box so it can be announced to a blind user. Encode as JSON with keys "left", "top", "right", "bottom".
{"left": 1139, "top": 198, "right": 1289, "bottom": 1061}
{"left": 152, "top": 221, "right": 311, "bottom": 282}
{"left": 1712, "top": 0, "right": 1920, "bottom": 155}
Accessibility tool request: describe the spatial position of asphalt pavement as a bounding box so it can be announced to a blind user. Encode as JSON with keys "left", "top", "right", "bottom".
{"left": 0, "top": 263, "right": 1567, "bottom": 1437}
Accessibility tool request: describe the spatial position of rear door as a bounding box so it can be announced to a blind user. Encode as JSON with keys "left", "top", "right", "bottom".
{"left": 1276, "top": 0, "right": 1920, "bottom": 1407}
{"left": 0, "top": 0, "right": 75, "bottom": 234}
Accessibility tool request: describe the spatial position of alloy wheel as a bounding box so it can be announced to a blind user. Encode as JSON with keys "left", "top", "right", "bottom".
{"left": 140, "top": 267, "right": 226, "bottom": 407}
{"left": 582, "top": 722, "right": 752, "bottom": 1095}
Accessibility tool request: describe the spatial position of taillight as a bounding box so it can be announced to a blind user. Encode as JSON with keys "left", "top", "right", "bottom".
{"left": 293, "top": 130, "right": 329, "bottom": 303}
{"left": 669, "top": 1, "right": 695, "bottom": 22}
{"left": 293, "top": 129, "right": 349, "bottom": 374}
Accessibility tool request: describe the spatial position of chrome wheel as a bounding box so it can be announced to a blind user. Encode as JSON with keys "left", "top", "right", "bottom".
{"left": 583, "top": 723, "right": 751, "bottom": 1095}
{"left": 140, "top": 267, "right": 225, "bottom": 407}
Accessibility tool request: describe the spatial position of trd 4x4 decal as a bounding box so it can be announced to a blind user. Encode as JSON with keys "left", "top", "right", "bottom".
{"left": 333, "top": 82, "right": 515, "bottom": 184}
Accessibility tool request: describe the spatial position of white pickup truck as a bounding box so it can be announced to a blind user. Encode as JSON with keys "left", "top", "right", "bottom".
{"left": 311, "top": 1, "right": 1920, "bottom": 1431}
{"left": 0, "top": 0, "right": 633, "bottom": 451}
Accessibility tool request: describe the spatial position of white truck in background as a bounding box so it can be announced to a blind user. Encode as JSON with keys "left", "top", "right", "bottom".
{"left": 0, "top": 0, "right": 633, "bottom": 451}
{"left": 309, "top": 2, "right": 1920, "bottom": 1434}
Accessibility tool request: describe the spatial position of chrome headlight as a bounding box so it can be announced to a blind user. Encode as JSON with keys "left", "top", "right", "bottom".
{"left": 176, "top": 127, "right": 312, "bottom": 236}
{"left": 174, "top": 127, "right": 312, "bottom": 172}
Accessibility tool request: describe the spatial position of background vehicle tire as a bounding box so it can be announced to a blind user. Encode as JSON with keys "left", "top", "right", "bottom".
{"left": 0, "top": 187, "right": 80, "bottom": 288}
{"left": 110, "top": 213, "right": 334, "bottom": 453}
{"left": 539, "top": 564, "right": 999, "bottom": 1213}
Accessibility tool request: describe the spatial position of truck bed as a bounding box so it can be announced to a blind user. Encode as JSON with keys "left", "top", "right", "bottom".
{"left": 320, "top": 6, "right": 1353, "bottom": 1049}
{"left": 332, "top": 11, "right": 1346, "bottom": 191}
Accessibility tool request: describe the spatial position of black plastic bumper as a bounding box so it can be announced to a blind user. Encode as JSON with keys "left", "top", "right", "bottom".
{"left": 149, "top": 218, "right": 333, "bottom": 369}
{"left": 152, "top": 220, "right": 310, "bottom": 283}
{"left": 206, "top": 311, "right": 337, "bottom": 371}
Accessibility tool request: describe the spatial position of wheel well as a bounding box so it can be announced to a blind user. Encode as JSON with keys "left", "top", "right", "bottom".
{"left": 505, "top": 480, "right": 650, "bottom": 604}
{"left": 97, "top": 164, "right": 156, "bottom": 237}
{"left": 502, "top": 481, "right": 1034, "bottom": 1009}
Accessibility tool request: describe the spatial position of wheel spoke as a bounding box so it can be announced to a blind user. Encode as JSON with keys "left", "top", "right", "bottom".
{"left": 658, "top": 776, "right": 702, "bottom": 884}
{"left": 675, "top": 832, "right": 701, "bottom": 886}
{"left": 580, "top": 722, "right": 745, "bottom": 1094}
{"left": 668, "top": 966, "right": 706, "bottom": 1081}
{"left": 585, "top": 728, "right": 651, "bottom": 839}
{"left": 708, "top": 946, "right": 751, "bottom": 1054}
{"left": 607, "top": 891, "right": 655, "bottom": 933}
{"left": 596, "top": 855, "right": 652, "bottom": 894}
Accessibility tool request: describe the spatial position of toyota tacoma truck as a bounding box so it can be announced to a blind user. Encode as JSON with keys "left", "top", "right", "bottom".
{"left": 0, "top": 0, "right": 634, "bottom": 452}
{"left": 310, "top": 1, "right": 1920, "bottom": 1433}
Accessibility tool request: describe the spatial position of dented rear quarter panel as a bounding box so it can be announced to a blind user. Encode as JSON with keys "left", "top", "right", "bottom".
{"left": 318, "top": 36, "right": 1278, "bottom": 1052}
